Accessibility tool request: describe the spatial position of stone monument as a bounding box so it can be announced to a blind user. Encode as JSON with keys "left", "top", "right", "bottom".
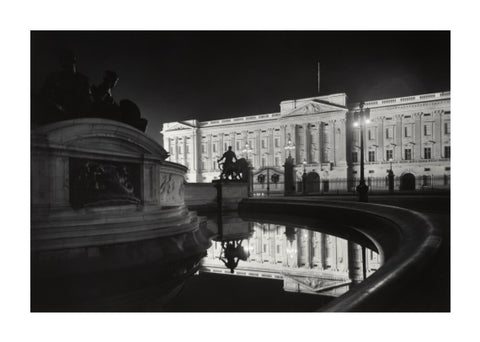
{"left": 31, "top": 55, "right": 203, "bottom": 275}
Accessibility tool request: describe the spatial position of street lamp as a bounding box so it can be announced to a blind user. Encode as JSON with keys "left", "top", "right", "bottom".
{"left": 353, "top": 101, "right": 370, "bottom": 202}
{"left": 302, "top": 159, "right": 307, "bottom": 195}
{"left": 284, "top": 133, "right": 296, "bottom": 161}
{"left": 388, "top": 158, "right": 394, "bottom": 194}
{"left": 242, "top": 142, "right": 253, "bottom": 165}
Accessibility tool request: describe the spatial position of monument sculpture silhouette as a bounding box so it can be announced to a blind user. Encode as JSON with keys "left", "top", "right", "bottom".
{"left": 33, "top": 50, "right": 148, "bottom": 132}
{"left": 217, "top": 146, "right": 250, "bottom": 181}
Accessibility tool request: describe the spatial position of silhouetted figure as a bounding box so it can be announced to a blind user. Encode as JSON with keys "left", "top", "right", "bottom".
{"left": 219, "top": 240, "right": 249, "bottom": 273}
{"left": 218, "top": 146, "right": 238, "bottom": 180}
{"left": 91, "top": 70, "right": 148, "bottom": 132}
{"left": 33, "top": 50, "right": 93, "bottom": 125}
{"left": 91, "top": 70, "right": 120, "bottom": 119}
{"left": 32, "top": 51, "right": 148, "bottom": 132}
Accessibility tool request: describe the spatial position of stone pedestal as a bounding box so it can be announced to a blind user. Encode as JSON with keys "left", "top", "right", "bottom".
{"left": 31, "top": 118, "right": 201, "bottom": 253}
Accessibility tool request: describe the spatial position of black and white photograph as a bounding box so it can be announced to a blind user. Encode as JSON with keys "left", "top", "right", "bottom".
{"left": 2, "top": 1, "right": 479, "bottom": 341}
{"left": 30, "top": 30, "right": 451, "bottom": 313}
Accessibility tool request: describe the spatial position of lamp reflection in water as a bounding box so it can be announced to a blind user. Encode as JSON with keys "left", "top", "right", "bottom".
{"left": 213, "top": 214, "right": 253, "bottom": 273}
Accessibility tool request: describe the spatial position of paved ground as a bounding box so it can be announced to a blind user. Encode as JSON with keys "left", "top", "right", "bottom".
{"left": 274, "top": 194, "right": 451, "bottom": 312}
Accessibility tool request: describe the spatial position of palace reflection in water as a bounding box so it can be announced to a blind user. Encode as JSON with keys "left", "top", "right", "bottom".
{"left": 202, "top": 219, "right": 382, "bottom": 297}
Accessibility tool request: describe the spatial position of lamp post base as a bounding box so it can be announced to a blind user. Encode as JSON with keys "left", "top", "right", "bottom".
{"left": 356, "top": 181, "right": 369, "bottom": 203}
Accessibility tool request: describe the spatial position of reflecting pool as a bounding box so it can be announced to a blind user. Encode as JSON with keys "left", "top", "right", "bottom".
{"left": 31, "top": 213, "right": 382, "bottom": 312}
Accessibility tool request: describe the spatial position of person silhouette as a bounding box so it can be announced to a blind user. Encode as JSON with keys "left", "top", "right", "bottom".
{"left": 218, "top": 146, "right": 237, "bottom": 180}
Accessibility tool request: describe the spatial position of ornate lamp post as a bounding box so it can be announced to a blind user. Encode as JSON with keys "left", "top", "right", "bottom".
{"left": 353, "top": 101, "right": 370, "bottom": 202}
{"left": 388, "top": 158, "right": 395, "bottom": 194}
{"left": 284, "top": 134, "right": 296, "bottom": 162}
{"left": 283, "top": 134, "right": 296, "bottom": 196}
{"left": 242, "top": 142, "right": 253, "bottom": 165}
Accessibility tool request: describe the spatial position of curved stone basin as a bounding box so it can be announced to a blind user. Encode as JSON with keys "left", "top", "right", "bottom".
{"left": 239, "top": 198, "right": 443, "bottom": 311}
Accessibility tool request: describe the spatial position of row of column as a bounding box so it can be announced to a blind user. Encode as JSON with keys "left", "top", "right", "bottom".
{"left": 353, "top": 112, "right": 449, "bottom": 162}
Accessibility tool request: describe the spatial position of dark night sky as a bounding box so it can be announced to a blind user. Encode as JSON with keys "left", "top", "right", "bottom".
{"left": 31, "top": 31, "right": 450, "bottom": 143}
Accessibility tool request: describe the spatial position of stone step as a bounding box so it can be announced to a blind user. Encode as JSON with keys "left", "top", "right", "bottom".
{"left": 32, "top": 216, "right": 201, "bottom": 251}
{"left": 32, "top": 206, "right": 190, "bottom": 229}
{"left": 32, "top": 211, "right": 198, "bottom": 239}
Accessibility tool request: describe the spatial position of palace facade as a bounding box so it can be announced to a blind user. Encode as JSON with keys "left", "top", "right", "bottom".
{"left": 162, "top": 91, "right": 450, "bottom": 192}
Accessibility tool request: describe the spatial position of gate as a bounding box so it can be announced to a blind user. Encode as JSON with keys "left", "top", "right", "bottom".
{"left": 251, "top": 167, "right": 284, "bottom": 196}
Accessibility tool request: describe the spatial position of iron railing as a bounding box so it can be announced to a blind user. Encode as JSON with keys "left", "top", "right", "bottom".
{"left": 251, "top": 175, "right": 450, "bottom": 197}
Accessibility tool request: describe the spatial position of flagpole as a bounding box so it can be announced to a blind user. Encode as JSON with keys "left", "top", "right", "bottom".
{"left": 317, "top": 62, "right": 320, "bottom": 95}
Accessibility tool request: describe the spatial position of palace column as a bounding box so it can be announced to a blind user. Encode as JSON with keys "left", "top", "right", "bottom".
{"left": 395, "top": 114, "right": 403, "bottom": 160}
{"left": 414, "top": 113, "right": 422, "bottom": 160}
{"left": 378, "top": 117, "right": 385, "bottom": 162}
{"left": 183, "top": 136, "right": 187, "bottom": 166}
{"left": 433, "top": 110, "right": 442, "bottom": 159}
{"left": 192, "top": 129, "right": 199, "bottom": 172}
{"left": 255, "top": 129, "right": 261, "bottom": 167}
{"left": 328, "top": 120, "right": 336, "bottom": 165}
{"left": 174, "top": 137, "right": 179, "bottom": 163}
{"left": 305, "top": 230, "right": 313, "bottom": 268}
{"left": 268, "top": 128, "right": 275, "bottom": 166}
{"left": 207, "top": 133, "right": 212, "bottom": 171}
{"left": 304, "top": 123, "right": 309, "bottom": 163}
{"left": 231, "top": 130, "right": 236, "bottom": 154}
{"left": 313, "top": 232, "right": 322, "bottom": 267}
{"left": 338, "top": 118, "right": 347, "bottom": 166}
{"left": 288, "top": 124, "right": 298, "bottom": 163}
{"left": 219, "top": 132, "right": 224, "bottom": 154}
{"left": 317, "top": 121, "right": 324, "bottom": 164}
{"left": 280, "top": 124, "right": 287, "bottom": 161}
{"left": 242, "top": 130, "right": 248, "bottom": 160}
{"left": 322, "top": 233, "right": 334, "bottom": 269}
{"left": 348, "top": 241, "right": 364, "bottom": 284}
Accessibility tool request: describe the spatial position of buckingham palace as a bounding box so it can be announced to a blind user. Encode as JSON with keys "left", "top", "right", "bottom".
{"left": 161, "top": 90, "right": 450, "bottom": 193}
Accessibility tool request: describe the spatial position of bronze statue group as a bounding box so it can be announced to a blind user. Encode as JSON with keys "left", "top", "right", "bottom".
{"left": 32, "top": 50, "right": 148, "bottom": 132}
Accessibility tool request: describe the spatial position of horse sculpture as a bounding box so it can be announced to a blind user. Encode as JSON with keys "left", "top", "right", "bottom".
{"left": 218, "top": 157, "right": 250, "bottom": 181}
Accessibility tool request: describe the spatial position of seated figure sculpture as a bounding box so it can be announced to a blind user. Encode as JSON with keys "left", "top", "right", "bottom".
{"left": 91, "top": 70, "right": 148, "bottom": 132}
{"left": 33, "top": 50, "right": 93, "bottom": 125}
{"left": 33, "top": 51, "right": 148, "bottom": 132}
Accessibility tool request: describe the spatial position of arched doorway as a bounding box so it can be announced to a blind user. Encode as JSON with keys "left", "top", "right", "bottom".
{"left": 400, "top": 173, "right": 416, "bottom": 191}
{"left": 306, "top": 171, "right": 320, "bottom": 193}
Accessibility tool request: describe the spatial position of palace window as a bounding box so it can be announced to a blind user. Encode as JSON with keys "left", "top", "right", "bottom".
{"left": 274, "top": 137, "right": 280, "bottom": 148}
{"left": 185, "top": 145, "right": 189, "bottom": 154}
{"left": 404, "top": 126, "right": 412, "bottom": 137}
{"left": 444, "top": 146, "right": 450, "bottom": 158}
{"left": 405, "top": 149, "right": 412, "bottom": 160}
{"left": 177, "top": 145, "right": 182, "bottom": 154}
{"left": 236, "top": 141, "right": 240, "bottom": 150}
{"left": 224, "top": 143, "right": 228, "bottom": 151}
{"left": 352, "top": 151, "right": 358, "bottom": 163}
{"left": 444, "top": 122, "right": 450, "bottom": 134}
{"left": 212, "top": 143, "right": 216, "bottom": 153}
{"left": 368, "top": 129, "right": 375, "bottom": 140}
{"left": 386, "top": 149, "right": 393, "bottom": 161}
{"left": 386, "top": 127, "right": 393, "bottom": 139}
{"left": 275, "top": 157, "right": 280, "bottom": 166}
{"left": 262, "top": 139, "right": 267, "bottom": 149}
{"left": 201, "top": 144, "right": 206, "bottom": 153}
{"left": 262, "top": 157, "right": 266, "bottom": 167}
{"left": 424, "top": 147, "right": 432, "bottom": 159}
{"left": 424, "top": 124, "right": 432, "bottom": 136}
{"left": 368, "top": 151, "right": 375, "bottom": 162}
